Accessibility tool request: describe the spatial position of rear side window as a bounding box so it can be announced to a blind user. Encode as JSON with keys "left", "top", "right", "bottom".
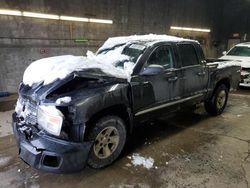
{"left": 148, "top": 45, "right": 174, "bottom": 69}
{"left": 178, "top": 44, "right": 199, "bottom": 67}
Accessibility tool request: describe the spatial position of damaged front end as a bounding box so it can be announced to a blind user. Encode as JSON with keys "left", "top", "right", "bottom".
{"left": 12, "top": 69, "right": 126, "bottom": 173}
{"left": 240, "top": 68, "right": 250, "bottom": 87}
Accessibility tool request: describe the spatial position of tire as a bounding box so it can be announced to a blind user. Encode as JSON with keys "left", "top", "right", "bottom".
{"left": 86, "top": 115, "right": 127, "bottom": 169}
{"left": 205, "top": 84, "right": 229, "bottom": 116}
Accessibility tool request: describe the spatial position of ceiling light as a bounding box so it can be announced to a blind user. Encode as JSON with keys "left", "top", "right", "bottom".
{"left": 23, "top": 11, "right": 59, "bottom": 20}
{"left": 0, "top": 9, "right": 22, "bottom": 16}
{"left": 60, "top": 15, "right": 88, "bottom": 22}
{"left": 0, "top": 9, "right": 113, "bottom": 24}
{"left": 170, "top": 26, "right": 211, "bottom": 33}
{"left": 89, "top": 18, "right": 113, "bottom": 24}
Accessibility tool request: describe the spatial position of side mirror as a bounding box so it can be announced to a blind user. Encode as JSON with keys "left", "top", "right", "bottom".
{"left": 222, "top": 51, "right": 227, "bottom": 56}
{"left": 140, "top": 64, "right": 165, "bottom": 76}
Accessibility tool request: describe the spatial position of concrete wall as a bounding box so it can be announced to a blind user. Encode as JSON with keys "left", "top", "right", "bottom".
{"left": 220, "top": 0, "right": 250, "bottom": 46}
{"left": 0, "top": 0, "right": 223, "bottom": 92}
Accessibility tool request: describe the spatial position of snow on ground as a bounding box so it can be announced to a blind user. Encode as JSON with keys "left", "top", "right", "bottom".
{"left": 207, "top": 61, "right": 241, "bottom": 69}
{"left": 129, "top": 153, "right": 154, "bottom": 169}
{"left": 55, "top": 96, "right": 72, "bottom": 105}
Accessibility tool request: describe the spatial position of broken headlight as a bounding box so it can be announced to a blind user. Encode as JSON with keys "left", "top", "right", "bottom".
{"left": 37, "top": 105, "right": 64, "bottom": 136}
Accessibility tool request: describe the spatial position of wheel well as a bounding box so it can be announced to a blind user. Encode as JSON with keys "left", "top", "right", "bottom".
{"left": 215, "top": 78, "right": 230, "bottom": 91}
{"left": 85, "top": 104, "right": 132, "bottom": 139}
{"left": 207, "top": 78, "right": 230, "bottom": 102}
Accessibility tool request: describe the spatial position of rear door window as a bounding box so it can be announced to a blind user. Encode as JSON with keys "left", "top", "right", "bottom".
{"left": 178, "top": 44, "right": 199, "bottom": 67}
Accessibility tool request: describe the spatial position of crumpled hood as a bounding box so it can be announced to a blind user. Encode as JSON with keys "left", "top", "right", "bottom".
{"left": 220, "top": 55, "right": 250, "bottom": 68}
{"left": 23, "top": 55, "right": 129, "bottom": 87}
{"left": 20, "top": 68, "right": 127, "bottom": 103}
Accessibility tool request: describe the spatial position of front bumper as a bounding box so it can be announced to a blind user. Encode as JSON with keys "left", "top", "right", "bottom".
{"left": 240, "top": 74, "right": 250, "bottom": 87}
{"left": 12, "top": 113, "right": 92, "bottom": 173}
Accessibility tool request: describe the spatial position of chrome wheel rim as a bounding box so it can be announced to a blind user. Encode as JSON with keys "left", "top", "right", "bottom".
{"left": 93, "top": 126, "right": 119, "bottom": 159}
{"left": 216, "top": 90, "right": 226, "bottom": 110}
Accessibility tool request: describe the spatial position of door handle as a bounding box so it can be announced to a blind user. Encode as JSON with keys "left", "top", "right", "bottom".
{"left": 168, "top": 76, "right": 178, "bottom": 82}
{"left": 197, "top": 72, "right": 206, "bottom": 76}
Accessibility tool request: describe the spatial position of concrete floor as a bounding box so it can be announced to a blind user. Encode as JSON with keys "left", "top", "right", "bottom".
{"left": 0, "top": 90, "right": 250, "bottom": 188}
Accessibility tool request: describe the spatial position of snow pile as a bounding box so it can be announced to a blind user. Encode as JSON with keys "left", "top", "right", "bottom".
{"left": 87, "top": 47, "right": 135, "bottom": 78}
{"left": 23, "top": 55, "right": 128, "bottom": 86}
{"left": 207, "top": 61, "right": 241, "bottom": 69}
{"left": 22, "top": 34, "right": 193, "bottom": 87}
{"left": 130, "top": 153, "right": 154, "bottom": 169}
{"left": 55, "top": 96, "right": 72, "bottom": 105}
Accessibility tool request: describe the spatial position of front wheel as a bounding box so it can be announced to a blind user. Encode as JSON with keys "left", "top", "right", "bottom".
{"left": 86, "top": 115, "right": 127, "bottom": 169}
{"left": 205, "top": 84, "right": 229, "bottom": 116}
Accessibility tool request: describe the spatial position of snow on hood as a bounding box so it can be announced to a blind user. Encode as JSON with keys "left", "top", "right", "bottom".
{"left": 220, "top": 55, "right": 250, "bottom": 68}
{"left": 98, "top": 34, "right": 195, "bottom": 52}
{"left": 207, "top": 60, "right": 241, "bottom": 69}
{"left": 23, "top": 55, "right": 129, "bottom": 87}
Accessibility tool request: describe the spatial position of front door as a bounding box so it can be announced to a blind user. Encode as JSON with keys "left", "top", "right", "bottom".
{"left": 131, "top": 45, "right": 181, "bottom": 114}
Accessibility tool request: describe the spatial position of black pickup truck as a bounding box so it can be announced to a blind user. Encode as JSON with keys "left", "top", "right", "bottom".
{"left": 12, "top": 35, "right": 240, "bottom": 173}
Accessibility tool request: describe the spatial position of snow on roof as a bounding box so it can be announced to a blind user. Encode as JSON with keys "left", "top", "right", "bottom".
{"left": 98, "top": 34, "right": 195, "bottom": 52}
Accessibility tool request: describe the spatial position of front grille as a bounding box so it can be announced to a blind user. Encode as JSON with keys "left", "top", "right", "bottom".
{"left": 17, "top": 97, "right": 38, "bottom": 125}
{"left": 25, "top": 101, "right": 37, "bottom": 125}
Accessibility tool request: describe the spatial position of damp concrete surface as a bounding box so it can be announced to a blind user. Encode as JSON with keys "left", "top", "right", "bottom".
{"left": 0, "top": 90, "right": 250, "bottom": 188}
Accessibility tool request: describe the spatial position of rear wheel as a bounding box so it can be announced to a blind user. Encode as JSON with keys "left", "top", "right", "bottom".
{"left": 205, "top": 84, "right": 229, "bottom": 116}
{"left": 86, "top": 115, "right": 127, "bottom": 168}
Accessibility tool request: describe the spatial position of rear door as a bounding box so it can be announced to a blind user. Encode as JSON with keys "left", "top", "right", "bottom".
{"left": 177, "top": 43, "right": 208, "bottom": 97}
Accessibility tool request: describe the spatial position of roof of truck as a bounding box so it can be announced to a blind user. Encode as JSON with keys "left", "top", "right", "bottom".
{"left": 98, "top": 34, "right": 197, "bottom": 52}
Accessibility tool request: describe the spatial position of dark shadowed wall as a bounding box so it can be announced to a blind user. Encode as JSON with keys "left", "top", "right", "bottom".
{"left": 0, "top": 0, "right": 248, "bottom": 92}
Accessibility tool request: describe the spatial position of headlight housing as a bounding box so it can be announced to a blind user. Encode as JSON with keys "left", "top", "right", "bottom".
{"left": 37, "top": 105, "right": 64, "bottom": 136}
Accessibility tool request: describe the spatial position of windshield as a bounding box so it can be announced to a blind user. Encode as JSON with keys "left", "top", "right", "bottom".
{"left": 96, "top": 43, "right": 146, "bottom": 72}
{"left": 97, "top": 43, "right": 146, "bottom": 64}
{"left": 227, "top": 46, "right": 250, "bottom": 57}
{"left": 122, "top": 44, "right": 146, "bottom": 62}
{"left": 86, "top": 43, "right": 146, "bottom": 77}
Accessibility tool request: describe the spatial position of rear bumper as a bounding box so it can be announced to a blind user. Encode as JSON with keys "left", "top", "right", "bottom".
{"left": 12, "top": 113, "right": 92, "bottom": 173}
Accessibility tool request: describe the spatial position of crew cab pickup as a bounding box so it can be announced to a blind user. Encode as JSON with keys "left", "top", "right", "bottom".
{"left": 12, "top": 35, "right": 241, "bottom": 173}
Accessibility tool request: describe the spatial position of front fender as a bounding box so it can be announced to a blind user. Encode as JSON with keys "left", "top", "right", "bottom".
{"left": 73, "top": 83, "right": 130, "bottom": 124}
